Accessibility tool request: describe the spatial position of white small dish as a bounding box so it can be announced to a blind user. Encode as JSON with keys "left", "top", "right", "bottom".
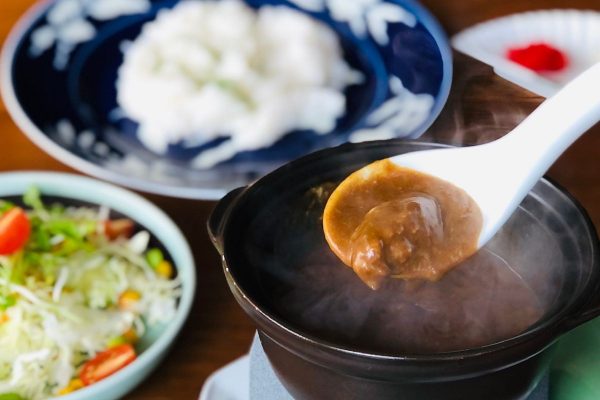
{"left": 199, "top": 356, "right": 249, "bottom": 400}
{"left": 199, "top": 339, "right": 551, "bottom": 400}
{"left": 452, "top": 9, "right": 600, "bottom": 97}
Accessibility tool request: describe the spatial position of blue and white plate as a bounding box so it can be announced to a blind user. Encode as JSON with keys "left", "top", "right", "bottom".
{"left": 2, "top": 0, "right": 452, "bottom": 199}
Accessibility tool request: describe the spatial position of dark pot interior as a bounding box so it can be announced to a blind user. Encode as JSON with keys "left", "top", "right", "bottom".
{"left": 209, "top": 140, "right": 600, "bottom": 400}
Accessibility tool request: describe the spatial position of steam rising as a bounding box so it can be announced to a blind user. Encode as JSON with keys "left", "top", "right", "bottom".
{"left": 237, "top": 83, "right": 583, "bottom": 353}
{"left": 243, "top": 173, "right": 569, "bottom": 355}
{"left": 423, "top": 63, "right": 531, "bottom": 146}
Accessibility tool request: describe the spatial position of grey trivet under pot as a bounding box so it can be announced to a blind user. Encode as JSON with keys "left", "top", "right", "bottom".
{"left": 248, "top": 334, "right": 549, "bottom": 400}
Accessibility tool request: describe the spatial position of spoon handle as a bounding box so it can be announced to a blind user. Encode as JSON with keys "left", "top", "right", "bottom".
{"left": 473, "top": 63, "right": 600, "bottom": 245}
{"left": 390, "top": 63, "right": 600, "bottom": 246}
{"left": 496, "top": 63, "right": 600, "bottom": 181}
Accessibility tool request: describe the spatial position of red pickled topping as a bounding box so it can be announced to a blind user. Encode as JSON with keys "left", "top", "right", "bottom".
{"left": 506, "top": 42, "right": 568, "bottom": 72}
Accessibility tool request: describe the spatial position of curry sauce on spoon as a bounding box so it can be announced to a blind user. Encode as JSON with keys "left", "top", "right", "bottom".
{"left": 323, "top": 159, "right": 483, "bottom": 289}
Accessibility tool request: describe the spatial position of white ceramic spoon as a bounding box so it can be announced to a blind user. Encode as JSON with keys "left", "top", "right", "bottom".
{"left": 392, "top": 63, "right": 600, "bottom": 248}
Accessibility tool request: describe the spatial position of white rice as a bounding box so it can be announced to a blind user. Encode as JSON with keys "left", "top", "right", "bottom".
{"left": 116, "top": 0, "right": 362, "bottom": 166}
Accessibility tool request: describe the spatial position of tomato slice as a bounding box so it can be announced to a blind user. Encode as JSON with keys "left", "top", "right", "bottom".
{"left": 0, "top": 208, "right": 31, "bottom": 255}
{"left": 79, "top": 344, "right": 137, "bottom": 386}
{"left": 103, "top": 219, "right": 135, "bottom": 240}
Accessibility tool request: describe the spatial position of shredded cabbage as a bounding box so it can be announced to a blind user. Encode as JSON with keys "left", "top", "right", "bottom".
{"left": 0, "top": 188, "right": 181, "bottom": 399}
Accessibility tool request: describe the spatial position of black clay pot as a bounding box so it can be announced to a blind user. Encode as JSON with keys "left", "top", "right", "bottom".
{"left": 208, "top": 141, "right": 600, "bottom": 400}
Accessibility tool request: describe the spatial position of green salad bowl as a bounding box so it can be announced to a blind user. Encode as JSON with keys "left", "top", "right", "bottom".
{"left": 0, "top": 171, "right": 196, "bottom": 400}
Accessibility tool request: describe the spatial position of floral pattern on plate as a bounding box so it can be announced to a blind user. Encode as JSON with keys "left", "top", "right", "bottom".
{"left": 2, "top": 0, "right": 452, "bottom": 199}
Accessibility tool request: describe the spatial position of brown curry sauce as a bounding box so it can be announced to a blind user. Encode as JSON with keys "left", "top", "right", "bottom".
{"left": 323, "top": 159, "right": 483, "bottom": 289}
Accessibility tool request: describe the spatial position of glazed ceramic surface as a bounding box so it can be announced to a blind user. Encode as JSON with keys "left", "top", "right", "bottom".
{"left": 1, "top": 0, "right": 452, "bottom": 199}
{"left": 209, "top": 140, "right": 600, "bottom": 400}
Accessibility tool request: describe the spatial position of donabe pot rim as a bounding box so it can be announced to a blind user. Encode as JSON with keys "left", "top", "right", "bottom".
{"left": 217, "top": 140, "right": 600, "bottom": 363}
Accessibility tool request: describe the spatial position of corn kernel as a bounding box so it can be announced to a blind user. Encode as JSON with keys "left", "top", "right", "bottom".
{"left": 156, "top": 260, "right": 173, "bottom": 279}
{"left": 58, "top": 388, "right": 70, "bottom": 395}
{"left": 118, "top": 290, "right": 141, "bottom": 310}
{"left": 58, "top": 378, "right": 84, "bottom": 395}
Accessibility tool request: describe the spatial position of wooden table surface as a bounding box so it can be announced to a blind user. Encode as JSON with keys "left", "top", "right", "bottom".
{"left": 0, "top": 1, "right": 599, "bottom": 399}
